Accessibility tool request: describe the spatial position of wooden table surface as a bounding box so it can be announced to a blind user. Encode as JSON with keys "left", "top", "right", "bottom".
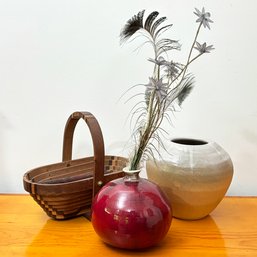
{"left": 0, "top": 195, "right": 257, "bottom": 257}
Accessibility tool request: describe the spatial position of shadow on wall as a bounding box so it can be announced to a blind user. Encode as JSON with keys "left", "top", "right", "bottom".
{"left": 0, "top": 111, "right": 12, "bottom": 191}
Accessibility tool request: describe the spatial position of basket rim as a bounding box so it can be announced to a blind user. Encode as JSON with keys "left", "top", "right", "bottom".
{"left": 23, "top": 155, "right": 127, "bottom": 195}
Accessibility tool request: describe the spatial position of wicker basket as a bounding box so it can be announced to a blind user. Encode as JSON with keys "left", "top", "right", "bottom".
{"left": 23, "top": 111, "right": 127, "bottom": 220}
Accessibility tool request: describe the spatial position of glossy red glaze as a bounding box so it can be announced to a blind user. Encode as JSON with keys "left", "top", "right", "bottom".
{"left": 91, "top": 176, "right": 172, "bottom": 249}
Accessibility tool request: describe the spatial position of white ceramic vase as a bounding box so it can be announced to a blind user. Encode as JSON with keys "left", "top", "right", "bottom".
{"left": 146, "top": 138, "right": 233, "bottom": 220}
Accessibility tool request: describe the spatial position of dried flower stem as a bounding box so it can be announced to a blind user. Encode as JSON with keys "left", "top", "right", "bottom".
{"left": 120, "top": 8, "right": 214, "bottom": 170}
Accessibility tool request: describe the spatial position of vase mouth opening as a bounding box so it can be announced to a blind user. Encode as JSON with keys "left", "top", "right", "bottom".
{"left": 123, "top": 167, "right": 141, "bottom": 173}
{"left": 171, "top": 138, "right": 208, "bottom": 146}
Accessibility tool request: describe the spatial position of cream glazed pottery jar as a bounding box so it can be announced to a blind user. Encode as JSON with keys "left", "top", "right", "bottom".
{"left": 146, "top": 138, "right": 233, "bottom": 220}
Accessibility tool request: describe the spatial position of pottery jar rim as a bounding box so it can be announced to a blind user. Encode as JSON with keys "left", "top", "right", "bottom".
{"left": 169, "top": 137, "right": 225, "bottom": 156}
{"left": 169, "top": 137, "right": 218, "bottom": 150}
{"left": 165, "top": 137, "right": 232, "bottom": 167}
{"left": 170, "top": 138, "right": 210, "bottom": 146}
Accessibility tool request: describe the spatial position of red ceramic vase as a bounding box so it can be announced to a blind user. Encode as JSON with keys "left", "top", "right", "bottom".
{"left": 91, "top": 168, "right": 172, "bottom": 249}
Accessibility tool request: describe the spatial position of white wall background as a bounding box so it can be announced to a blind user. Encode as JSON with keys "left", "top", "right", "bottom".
{"left": 0, "top": 0, "right": 256, "bottom": 195}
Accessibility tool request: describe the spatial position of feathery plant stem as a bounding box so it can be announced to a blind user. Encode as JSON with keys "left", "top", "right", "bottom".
{"left": 168, "top": 22, "right": 202, "bottom": 91}
{"left": 120, "top": 8, "right": 214, "bottom": 170}
{"left": 186, "top": 22, "right": 202, "bottom": 70}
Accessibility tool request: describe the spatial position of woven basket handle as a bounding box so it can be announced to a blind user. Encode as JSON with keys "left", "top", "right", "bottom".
{"left": 62, "top": 111, "right": 105, "bottom": 196}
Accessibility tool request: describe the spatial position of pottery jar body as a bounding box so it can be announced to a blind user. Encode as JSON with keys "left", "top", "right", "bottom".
{"left": 146, "top": 138, "right": 233, "bottom": 220}
{"left": 91, "top": 169, "right": 172, "bottom": 249}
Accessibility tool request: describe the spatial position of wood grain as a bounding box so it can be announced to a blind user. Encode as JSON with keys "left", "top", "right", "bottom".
{"left": 23, "top": 111, "right": 127, "bottom": 220}
{"left": 0, "top": 195, "right": 257, "bottom": 257}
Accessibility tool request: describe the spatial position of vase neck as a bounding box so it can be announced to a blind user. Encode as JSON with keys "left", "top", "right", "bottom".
{"left": 123, "top": 167, "right": 141, "bottom": 182}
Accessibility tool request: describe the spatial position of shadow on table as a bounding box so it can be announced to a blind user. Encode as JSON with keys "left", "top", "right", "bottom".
{"left": 26, "top": 215, "right": 227, "bottom": 257}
